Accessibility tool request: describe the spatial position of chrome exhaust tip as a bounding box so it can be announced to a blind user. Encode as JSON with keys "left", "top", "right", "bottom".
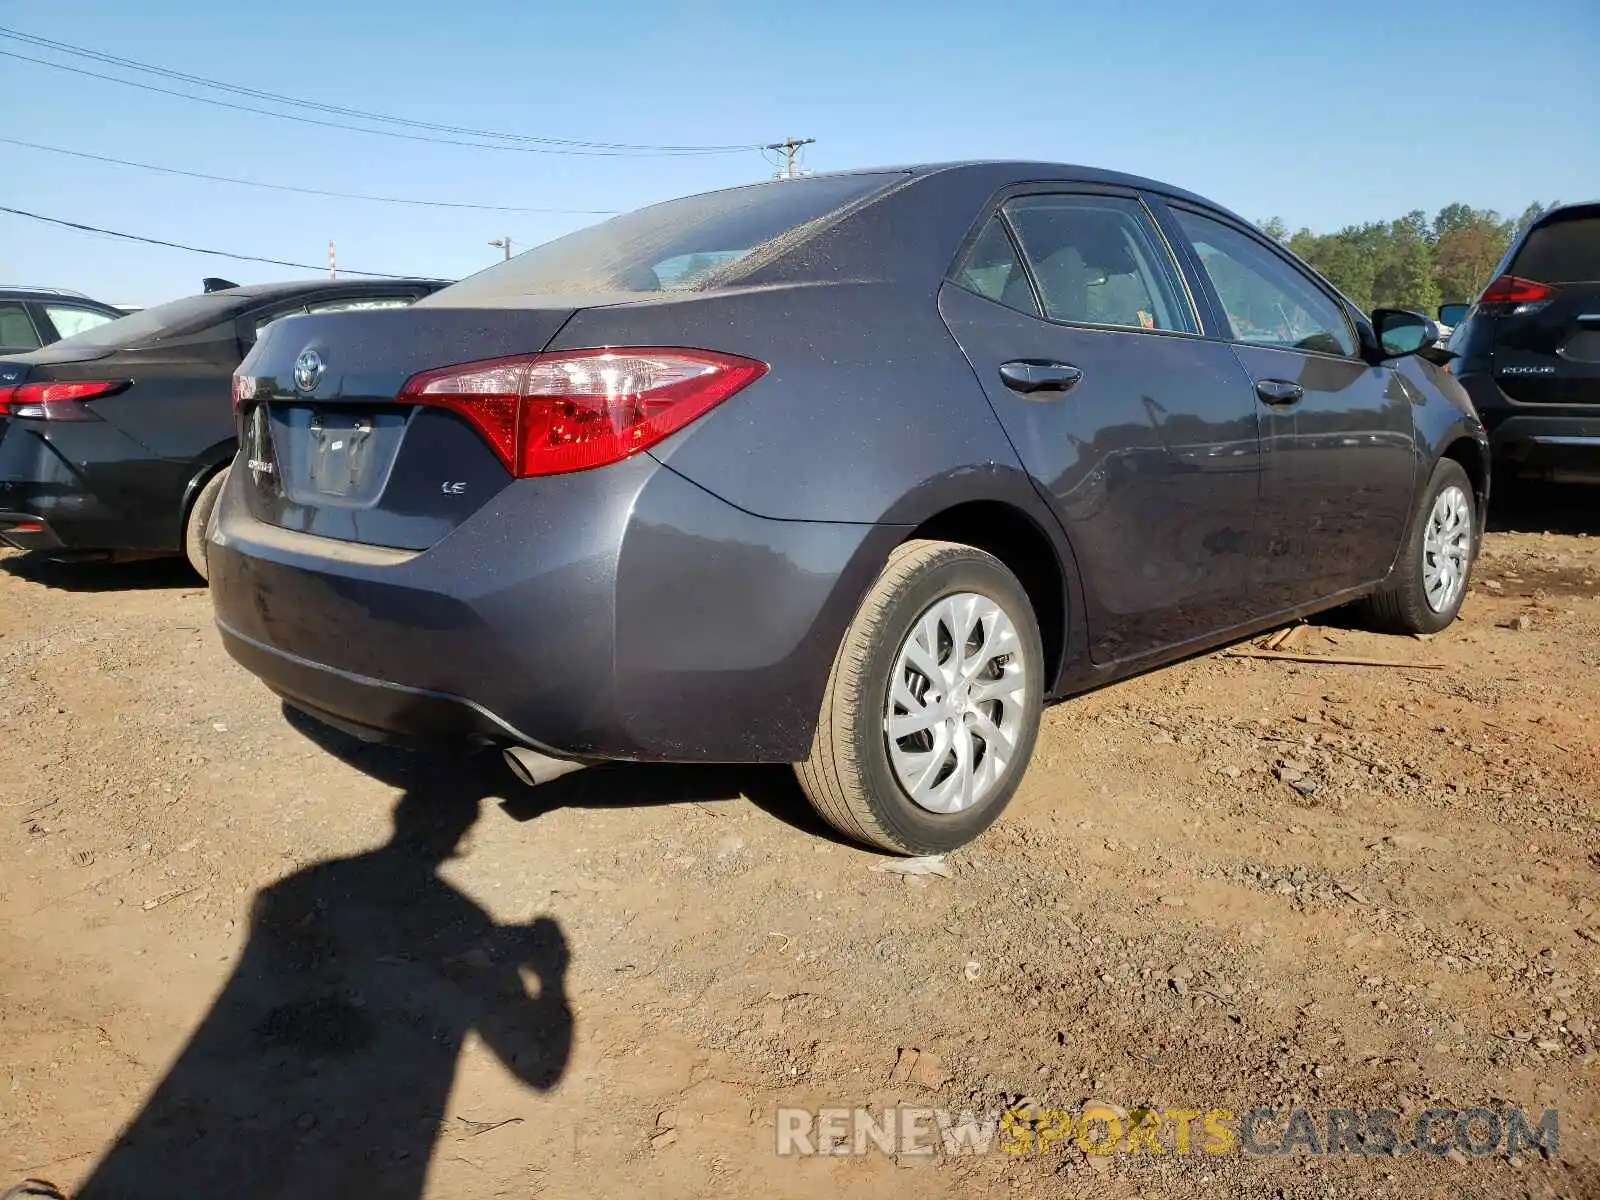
{"left": 502, "top": 745, "right": 587, "bottom": 788}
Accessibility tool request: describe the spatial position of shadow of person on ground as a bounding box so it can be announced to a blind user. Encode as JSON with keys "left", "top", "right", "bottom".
{"left": 73, "top": 738, "right": 573, "bottom": 1200}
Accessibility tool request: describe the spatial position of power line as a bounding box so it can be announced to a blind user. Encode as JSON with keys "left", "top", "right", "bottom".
{"left": 0, "top": 205, "right": 443, "bottom": 281}
{"left": 0, "top": 26, "right": 761, "bottom": 156}
{"left": 0, "top": 136, "right": 620, "bottom": 215}
{"left": 3, "top": 51, "right": 740, "bottom": 159}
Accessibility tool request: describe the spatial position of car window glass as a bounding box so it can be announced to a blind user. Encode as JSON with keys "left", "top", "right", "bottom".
{"left": 652, "top": 252, "right": 747, "bottom": 289}
{"left": 44, "top": 304, "right": 117, "bottom": 339}
{"left": 432, "top": 171, "right": 901, "bottom": 302}
{"left": 1001, "top": 195, "right": 1196, "bottom": 333}
{"left": 304, "top": 296, "right": 415, "bottom": 315}
{"left": 1513, "top": 215, "right": 1600, "bottom": 284}
{"left": 46, "top": 293, "right": 244, "bottom": 351}
{"left": 0, "top": 303, "right": 42, "bottom": 350}
{"left": 1173, "top": 210, "right": 1356, "bottom": 356}
{"left": 953, "top": 217, "right": 1038, "bottom": 315}
{"left": 252, "top": 306, "right": 307, "bottom": 338}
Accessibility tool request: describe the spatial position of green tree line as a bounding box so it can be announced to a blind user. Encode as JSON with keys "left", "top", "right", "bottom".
{"left": 1257, "top": 202, "right": 1558, "bottom": 315}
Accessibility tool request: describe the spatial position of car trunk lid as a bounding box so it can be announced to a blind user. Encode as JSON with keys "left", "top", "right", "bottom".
{"left": 234, "top": 306, "right": 575, "bottom": 550}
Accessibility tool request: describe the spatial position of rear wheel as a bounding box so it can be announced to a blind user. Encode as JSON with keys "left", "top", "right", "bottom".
{"left": 1356, "top": 458, "right": 1476, "bottom": 634}
{"left": 183, "top": 466, "right": 229, "bottom": 582}
{"left": 796, "top": 539, "right": 1044, "bottom": 854}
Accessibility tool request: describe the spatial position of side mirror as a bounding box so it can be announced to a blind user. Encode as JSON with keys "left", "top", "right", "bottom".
{"left": 1437, "top": 303, "right": 1468, "bottom": 326}
{"left": 1372, "top": 308, "right": 1440, "bottom": 359}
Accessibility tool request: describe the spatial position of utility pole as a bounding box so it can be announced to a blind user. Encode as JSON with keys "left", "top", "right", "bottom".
{"left": 764, "top": 137, "right": 815, "bottom": 180}
{"left": 489, "top": 236, "right": 513, "bottom": 261}
{"left": 328, "top": 239, "right": 337, "bottom": 280}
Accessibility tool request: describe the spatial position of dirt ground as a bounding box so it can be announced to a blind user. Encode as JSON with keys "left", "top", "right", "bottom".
{"left": 1, "top": 487, "right": 1597, "bottom": 1200}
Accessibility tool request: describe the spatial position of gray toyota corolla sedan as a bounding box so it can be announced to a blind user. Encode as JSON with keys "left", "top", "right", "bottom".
{"left": 210, "top": 162, "right": 1488, "bottom": 854}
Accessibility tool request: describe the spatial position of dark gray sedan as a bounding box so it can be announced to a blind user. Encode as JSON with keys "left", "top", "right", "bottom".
{"left": 209, "top": 162, "right": 1488, "bottom": 853}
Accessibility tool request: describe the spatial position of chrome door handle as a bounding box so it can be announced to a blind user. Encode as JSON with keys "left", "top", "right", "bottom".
{"left": 1000, "top": 360, "right": 1083, "bottom": 395}
{"left": 1255, "top": 379, "right": 1304, "bottom": 405}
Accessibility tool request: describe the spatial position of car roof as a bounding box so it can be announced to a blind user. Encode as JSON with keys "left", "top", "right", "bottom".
{"left": 910, "top": 160, "right": 1227, "bottom": 202}
{"left": 722, "top": 160, "right": 1248, "bottom": 224}
{"left": 1528, "top": 200, "right": 1600, "bottom": 228}
{"left": 0, "top": 286, "right": 121, "bottom": 309}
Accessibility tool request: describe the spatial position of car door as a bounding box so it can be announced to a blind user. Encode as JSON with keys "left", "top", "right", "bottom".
{"left": 1161, "top": 205, "right": 1416, "bottom": 613}
{"left": 939, "top": 188, "right": 1262, "bottom": 665}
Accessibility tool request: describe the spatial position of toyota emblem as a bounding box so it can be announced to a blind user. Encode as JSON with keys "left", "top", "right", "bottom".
{"left": 294, "top": 349, "right": 324, "bottom": 393}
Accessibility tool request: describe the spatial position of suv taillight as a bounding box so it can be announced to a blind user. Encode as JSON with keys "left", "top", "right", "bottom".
{"left": 397, "top": 347, "right": 767, "bottom": 477}
{"left": 1477, "top": 274, "right": 1557, "bottom": 316}
{"left": 0, "top": 380, "right": 128, "bottom": 419}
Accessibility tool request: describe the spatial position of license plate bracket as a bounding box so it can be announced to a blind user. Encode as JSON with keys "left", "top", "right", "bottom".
{"left": 307, "top": 411, "right": 374, "bottom": 497}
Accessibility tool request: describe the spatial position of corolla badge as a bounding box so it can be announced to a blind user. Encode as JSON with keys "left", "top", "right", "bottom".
{"left": 294, "top": 349, "right": 325, "bottom": 392}
{"left": 245, "top": 405, "right": 275, "bottom": 484}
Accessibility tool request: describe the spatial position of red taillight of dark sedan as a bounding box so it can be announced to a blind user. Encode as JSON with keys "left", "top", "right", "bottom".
{"left": 0, "top": 380, "right": 129, "bottom": 419}
{"left": 397, "top": 347, "right": 767, "bottom": 477}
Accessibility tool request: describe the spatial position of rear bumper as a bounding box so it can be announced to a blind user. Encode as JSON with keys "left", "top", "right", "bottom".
{"left": 217, "top": 620, "right": 555, "bottom": 747}
{"left": 0, "top": 511, "right": 65, "bottom": 551}
{"left": 1459, "top": 372, "right": 1600, "bottom": 472}
{"left": 208, "top": 456, "right": 900, "bottom": 763}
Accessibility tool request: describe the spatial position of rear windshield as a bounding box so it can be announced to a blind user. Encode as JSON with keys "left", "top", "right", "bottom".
{"left": 428, "top": 172, "right": 902, "bottom": 302}
{"left": 1513, "top": 213, "right": 1600, "bottom": 284}
{"left": 48, "top": 293, "right": 246, "bottom": 352}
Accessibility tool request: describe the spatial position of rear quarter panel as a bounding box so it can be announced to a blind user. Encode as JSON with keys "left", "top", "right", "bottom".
{"left": 553, "top": 282, "right": 1030, "bottom": 525}
{"left": 555, "top": 280, "right": 1086, "bottom": 718}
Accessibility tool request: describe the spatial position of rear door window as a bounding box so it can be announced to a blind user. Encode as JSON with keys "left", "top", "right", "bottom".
{"left": 43, "top": 304, "right": 117, "bottom": 340}
{"left": 0, "top": 303, "right": 42, "bottom": 351}
{"left": 1512, "top": 215, "right": 1600, "bottom": 283}
{"left": 1001, "top": 195, "right": 1197, "bottom": 333}
{"left": 1172, "top": 209, "right": 1357, "bottom": 357}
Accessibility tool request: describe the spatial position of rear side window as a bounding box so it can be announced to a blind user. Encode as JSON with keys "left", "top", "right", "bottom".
{"left": 429, "top": 172, "right": 901, "bottom": 302}
{"left": 953, "top": 218, "right": 1037, "bottom": 313}
{"left": 1002, "top": 195, "right": 1197, "bottom": 333}
{"left": 0, "top": 303, "right": 42, "bottom": 350}
{"left": 1513, "top": 215, "right": 1600, "bottom": 283}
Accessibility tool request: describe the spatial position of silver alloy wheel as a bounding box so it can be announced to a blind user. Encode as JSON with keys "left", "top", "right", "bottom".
{"left": 883, "top": 591, "right": 1027, "bottom": 814}
{"left": 1422, "top": 484, "right": 1472, "bottom": 613}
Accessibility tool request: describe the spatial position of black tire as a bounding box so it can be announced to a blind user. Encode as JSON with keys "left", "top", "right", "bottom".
{"left": 183, "top": 466, "right": 229, "bottom": 582}
{"left": 795, "top": 539, "right": 1044, "bottom": 854}
{"left": 1356, "top": 458, "right": 1476, "bottom": 635}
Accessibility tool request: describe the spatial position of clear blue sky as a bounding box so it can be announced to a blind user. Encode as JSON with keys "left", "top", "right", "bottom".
{"left": 2, "top": 0, "right": 1596, "bottom": 306}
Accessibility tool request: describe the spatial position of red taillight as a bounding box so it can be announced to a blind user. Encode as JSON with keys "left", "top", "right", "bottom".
{"left": 232, "top": 374, "right": 257, "bottom": 410}
{"left": 1478, "top": 274, "right": 1556, "bottom": 314}
{"left": 0, "top": 379, "right": 128, "bottom": 419}
{"left": 397, "top": 348, "right": 767, "bottom": 477}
